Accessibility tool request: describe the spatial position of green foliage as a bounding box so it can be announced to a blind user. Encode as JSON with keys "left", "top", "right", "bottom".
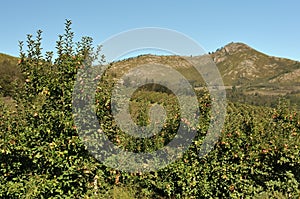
{"left": 93, "top": 73, "right": 300, "bottom": 198}
{"left": 226, "top": 87, "right": 300, "bottom": 110}
{"left": 0, "top": 20, "right": 300, "bottom": 198}
{"left": 0, "top": 20, "right": 109, "bottom": 198}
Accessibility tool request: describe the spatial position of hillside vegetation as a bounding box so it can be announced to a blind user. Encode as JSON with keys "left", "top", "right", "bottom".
{"left": 0, "top": 53, "right": 23, "bottom": 97}
{"left": 3, "top": 41, "right": 300, "bottom": 108}
{"left": 0, "top": 21, "right": 300, "bottom": 198}
{"left": 105, "top": 43, "right": 300, "bottom": 109}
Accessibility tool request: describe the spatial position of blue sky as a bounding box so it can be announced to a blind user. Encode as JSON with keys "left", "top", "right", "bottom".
{"left": 1, "top": 0, "right": 299, "bottom": 60}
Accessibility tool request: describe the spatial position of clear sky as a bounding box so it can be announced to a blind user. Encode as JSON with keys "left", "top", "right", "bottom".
{"left": 1, "top": 0, "right": 299, "bottom": 60}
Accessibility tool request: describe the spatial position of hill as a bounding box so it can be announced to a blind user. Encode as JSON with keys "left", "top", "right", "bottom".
{"left": 105, "top": 42, "right": 300, "bottom": 108}
{"left": 211, "top": 42, "right": 300, "bottom": 89}
{"left": 2, "top": 42, "right": 300, "bottom": 107}
{"left": 0, "top": 53, "right": 22, "bottom": 97}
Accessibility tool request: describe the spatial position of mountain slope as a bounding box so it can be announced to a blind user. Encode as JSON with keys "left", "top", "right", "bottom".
{"left": 105, "top": 42, "right": 300, "bottom": 108}
{"left": 2, "top": 42, "right": 300, "bottom": 107}
{"left": 107, "top": 42, "right": 300, "bottom": 89}
{"left": 211, "top": 42, "right": 300, "bottom": 88}
{"left": 0, "top": 53, "right": 22, "bottom": 97}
